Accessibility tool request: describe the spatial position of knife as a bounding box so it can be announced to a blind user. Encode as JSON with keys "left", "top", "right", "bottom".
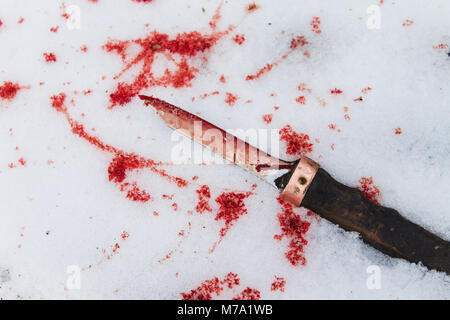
{"left": 139, "top": 95, "right": 450, "bottom": 275}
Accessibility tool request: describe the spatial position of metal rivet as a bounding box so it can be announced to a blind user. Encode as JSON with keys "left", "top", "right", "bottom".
{"left": 298, "top": 176, "right": 307, "bottom": 185}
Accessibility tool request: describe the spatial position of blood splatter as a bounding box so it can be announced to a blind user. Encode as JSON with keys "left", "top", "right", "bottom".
{"left": 121, "top": 231, "right": 130, "bottom": 240}
{"left": 361, "top": 87, "right": 372, "bottom": 94}
{"left": 394, "top": 127, "right": 402, "bottom": 135}
{"left": 0, "top": 82, "right": 21, "bottom": 100}
{"left": 274, "top": 198, "right": 310, "bottom": 266}
{"left": 104, "top": 5, "right": 238, "bottom": 108}
{"left": 18, "top": 158, "right": 26, "bottom": 166}
{"left": 50, "top": 94, "right": 188, "bottom": 202}
{"left": 50, "top": 26, "right": 59, "bottom": 33}
{"left": 402, "top": 19, "right": 414, "bottom": 27}
{"left": 0, "top": 20, "right": 3, "bottom": 28}
{"left": 246, "top": 36, "right": 308, "bottom": 81}
{"left": 310, "top": 16, "right": 321, "bottom": 34}
{"left": 295, "top": 96, "right": 306, "bottom": 104}
{"left": 232, "top": 34, "right": 246, "bottom": 45}
{"left": 330, "top": 88, "right": 343, "bottom": 95}
{"left": 219, "top": 75, "right": 226, "bottom": 83}
{"left": 279, "top": 125, "right": 313, "bottom": 156}
{"left": 232, "top": 287, "right": 261, "bottom": 300}
{"left": 215, "top": 191, "right": 251, "bottom": 237}
{"left": 358, "top": 176, "right": 381, "bottom": 204}
{"left": 262, "top": 113, "right": 273, "bottom": 124}
{"left": 433, "top": 43, "right": 448, "bottom": 49}
{"left": 50, "top": 93, "right": 66, "bottom": 110}
{"left": 270, "top": 276, "right": 286, "bottom": 292}
{"left": 181, "top": 272, "right": 247, "bottom": 300}
{"left": 18, "top": 17, "right": 24, "bottom": 24}
{"left": 224, "top": 92, "right": 239, "bottom": 106}
{"left": 132, "top": 0, "right": 153, "bottom": 3}
{"left": 195, "top": 185, "right": 212, "bottom": 213}
{"left": 43, "top": 52, "right": 57, "bottom": 63}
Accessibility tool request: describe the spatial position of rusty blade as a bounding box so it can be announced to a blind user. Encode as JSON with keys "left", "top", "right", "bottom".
{"left": 139, "top": 95, "right": 293, "bottom": 186}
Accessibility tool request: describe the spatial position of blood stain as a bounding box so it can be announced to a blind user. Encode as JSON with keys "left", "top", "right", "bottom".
{"left": 195, "top": 185, "right": 212, "bottom": 213}
{"left": 232, "top": 287, "right": 261, "bottom": 300}
{"left": 295, "top": 96, "right": 306, "bottom": 104}
{"left": 232, "top": 34, "right": 246, "bottom": 45}
{"left": 361, "top": 87, "right": 372, "bottom": 94}
{"left": 394, "top": 127, "right": 402, "bottom": 135}
{"left": 50, "top": 94, "right": 187, "bottom": 202}
{"left": 262, "top": 113, "right": 273, "bottom": 124}
{"left": 0, "top": 81, "right": 21, "bottom": 100}
{"left": 274, "top": 198, "right": 310, "bottom": 266}
{"left": 224, "top": 92, "right": 239, "bottom": 106}
{"left": 358, "top": 176, "right": 381, "bottom": 204}
{"left": 279, "top": 125, "right": 313, "bottom": 156}
{"left": 121, "top": 231, "right": 130, "bottom": 240}
{"left": 246, "top": 36, "right": 308, "bottom": 81}
{"left": 402, "top": 19, "right": 414, "bottom": 27}
{"left": 215, "top": 191, "right": 251, "bottom": 237}
{"left": 310, "top": 16, "right": 321, "bottom": 34}
{"left": 330, "top": 88, "right": 343, "bottom": 95}
{"left": 43, "top": 52, "right": 57, "bottom": 63}
{"left": 181, "top": 272, "right": 244, "bottom": 300}
{"left": 50, "top": 26, "right": 59, "bottom": 33}
{"left": 270, "top": 276, "right": 286, "bottom": 292}
{"left": 104, "top": 5, "right": 241, "bottom": 108}
{"left": 219, "top": 75, "right": 226, "bottom": 83}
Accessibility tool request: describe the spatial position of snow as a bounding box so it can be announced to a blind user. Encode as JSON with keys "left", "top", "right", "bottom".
{"left": 0, "top": 0, "right": 449, "bottom": 299}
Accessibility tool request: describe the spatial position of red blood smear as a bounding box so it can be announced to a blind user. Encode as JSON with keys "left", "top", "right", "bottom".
{"left": 358, "top": 177, "right": 381, "bottom": 204}
{"left": 232, "top": 34, "right": 245, "bottom": 45}
{"left": 132, "top": 0, "right": 153, "bottom": 2}
{"left": 0, "top": 82, "right": 21, "bottom": 100}
{"left": 310, "top": 16, "right": 321, "bottom": 34}
{"left": 43, "top": 53, "right": 57, "bottom": 63}
{"left": 0, "top": 20, "right": 3, "bottom": 28}
{"left": 279, "top": 125, "right": 313, "bottom": 156}
{"left": 274, "top": 198, "right": 310, "bottom": 266}
{"left": 262, "top": 113, "right": 273, "bottom": 124}
{"left": 195, "top": 185, "right": 212, "bottom": 213}
{"left": 328, "top": 123, "right": 336, "bottom": 130}
{"left": 246, "top": 36, "right": 308, "bottom": 81}
{"left": 270, "top": 276, "right": 286, "bottom": 292}
{"left": 224, "top": 92, "right": 239, "bottom": 106}
{"left": 181, "top": 272, "right": 241, "bottom": 300}
{"left": 18, "top": 17, "right": 24, "bottom": 24}
{"left": 394, "top": 127, "right": 402, "bottom": 135}
{"left": 50, "top": 26, "right": 59, "bottom": 33}
{"left": 219, "top": 75, "right": 226, "bottom": 83}
{"left": 232, "top": 287, "right": 261, "bottom": 300}
{"left": 50, "top": 94, "right": 188, "bottom": 202}
{"left": 104, "top": 7, "right": 231, "bottom": 108}
{"left": 295, "top": 96, "right": 306, "bottom": 104}
{"left": 18, "top": 158, "right": 26, "bottom": 166}
{"left": 330, "top": 88, "right": 343, "bottom": 95}
{"left": 215, "top": 192, "right": 251, "bottom": 237}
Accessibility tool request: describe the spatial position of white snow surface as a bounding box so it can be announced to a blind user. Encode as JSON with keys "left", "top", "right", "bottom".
{"left": 0, "top": 0, "right": 449, "bottom": 299}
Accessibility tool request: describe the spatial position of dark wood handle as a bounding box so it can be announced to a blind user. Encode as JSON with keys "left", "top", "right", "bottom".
{"left": 301, "top": 168, "right": 450, "bottom": 274}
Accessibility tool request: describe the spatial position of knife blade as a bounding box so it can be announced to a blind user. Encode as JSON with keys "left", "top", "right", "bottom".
{"left": 140, "top": 95, "right": 450, "bottom": 275}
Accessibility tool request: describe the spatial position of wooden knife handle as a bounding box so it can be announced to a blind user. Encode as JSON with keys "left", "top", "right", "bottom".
{"left": 301, "top": 168, "right": 450, "bottom": 274}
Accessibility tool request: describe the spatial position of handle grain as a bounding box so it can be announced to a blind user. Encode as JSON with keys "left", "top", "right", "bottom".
{"left": 301, "top": 168, "right": 450, "bottom": 274}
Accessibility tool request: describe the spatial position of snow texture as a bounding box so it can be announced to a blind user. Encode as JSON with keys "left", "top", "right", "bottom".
{"left": 0, "top": 0, "right": 449, "bottom": 299}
